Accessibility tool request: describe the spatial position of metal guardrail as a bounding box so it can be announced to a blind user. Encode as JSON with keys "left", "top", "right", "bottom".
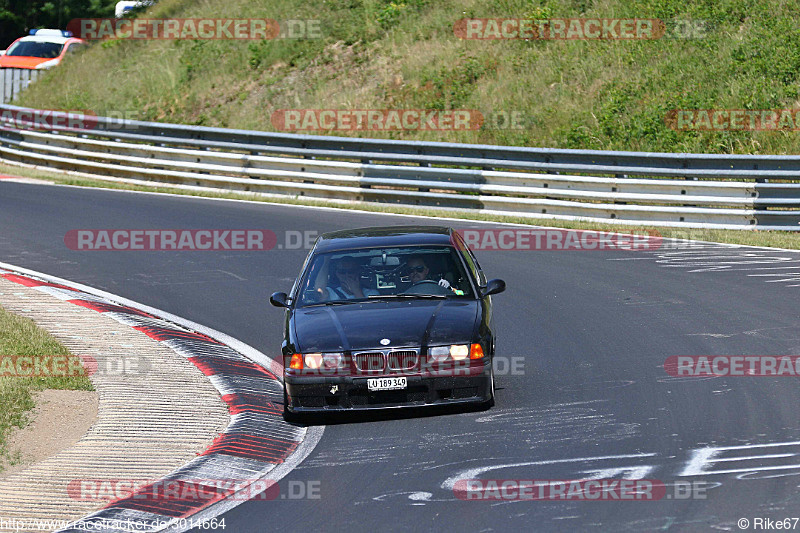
{"left": 0, "top": 69, "right": 41, "bottom": 104}
{"left": 1, "top": 103, "right": 800, "bottom": 229}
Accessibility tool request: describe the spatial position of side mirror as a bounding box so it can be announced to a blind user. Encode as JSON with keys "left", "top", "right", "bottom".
{"left": 481, "top": 279, "right": 506, "bottom": 298}
{"left": 270, "top": 292, "right": 290, "bottom": 308}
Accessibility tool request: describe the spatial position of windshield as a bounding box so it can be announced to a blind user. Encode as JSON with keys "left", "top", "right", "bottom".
{"left": 6, "top": 41, "right": 64, "bottom": 58}
{"left": 296, "top": 245, "right": 474, "bottom": 306}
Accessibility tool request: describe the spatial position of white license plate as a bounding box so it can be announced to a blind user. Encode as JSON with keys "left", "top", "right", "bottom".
{"left": 367, "top": 377, "right": 407, "bottom": 391}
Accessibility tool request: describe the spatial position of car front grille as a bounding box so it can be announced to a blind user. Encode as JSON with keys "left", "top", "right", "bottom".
{"left": 354, "top": 351, "right": 386, "bottom": 373}
{"left": 353, "top": 348, "right": 419, "bottom": 373}
{"left": 387, "top": 350, "right": 418, "bottom": 371}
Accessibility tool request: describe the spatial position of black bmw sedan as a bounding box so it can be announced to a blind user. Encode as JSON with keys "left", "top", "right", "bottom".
{"left": 270, "top": 225, "right": 505, "bottom": 417}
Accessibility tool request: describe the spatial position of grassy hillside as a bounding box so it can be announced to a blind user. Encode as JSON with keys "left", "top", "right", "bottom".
{"left": 14, "top": 0, "right": 800, "bottom": 154}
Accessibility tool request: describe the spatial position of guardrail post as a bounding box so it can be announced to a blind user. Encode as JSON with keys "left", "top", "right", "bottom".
{"left": 754, "top": 164, "right": 765, "bottom": 183}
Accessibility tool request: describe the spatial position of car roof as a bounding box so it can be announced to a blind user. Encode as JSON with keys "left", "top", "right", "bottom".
{"left": 15, "top": 35, "right": 72, "bottom": 45}
{"left": 314, "top": 226, "right": 456, "bottom": 252}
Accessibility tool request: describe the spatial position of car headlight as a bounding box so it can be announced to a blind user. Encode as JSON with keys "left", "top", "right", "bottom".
{"left": 429, "top": 345, "right": 471, "bottom": 363}
{"left": 321, "top": 352, "right": 345, "bottom": 369}
{"left": 450, "top": 345, "right": 470, "bottom": 360}
{"left": 429, "top": 346, "right": 450, "bottom": 363}
{"left": 292, "top": 352, "right": 346, "bottom": 371}
{"left": 304, "top": 353, "right": 323, "bottom": 369}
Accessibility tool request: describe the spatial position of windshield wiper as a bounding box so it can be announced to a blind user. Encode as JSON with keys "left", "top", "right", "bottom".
{"left": 302, "top": 299, "right": 366, "bottom": 307}
{"left": 368, "top": 294, "right": 448, "bottom": 299}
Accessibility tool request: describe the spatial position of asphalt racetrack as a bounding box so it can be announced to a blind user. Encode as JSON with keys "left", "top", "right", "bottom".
{"left": 3, "top": 180, "right": 800, "bottom": 532}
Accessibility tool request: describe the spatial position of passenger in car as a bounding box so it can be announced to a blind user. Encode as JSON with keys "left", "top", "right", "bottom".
{"left": 315, "top": 256, "right": 379, "bottom": 300}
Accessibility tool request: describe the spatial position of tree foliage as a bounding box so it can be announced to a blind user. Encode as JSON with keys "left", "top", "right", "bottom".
{"left": 0, "top": 0, "right": 117, "bottom": 48}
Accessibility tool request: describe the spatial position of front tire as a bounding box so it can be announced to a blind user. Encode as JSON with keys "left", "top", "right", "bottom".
{"left": 283, "top": 386, "right": 300, "bottom": 422}
{"left": 482, "top": 366, "right": 495, "bottom": 409}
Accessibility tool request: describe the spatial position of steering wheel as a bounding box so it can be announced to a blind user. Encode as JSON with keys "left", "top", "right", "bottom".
{"left": 401, "top": 279, "right": 450, "bottom": 295}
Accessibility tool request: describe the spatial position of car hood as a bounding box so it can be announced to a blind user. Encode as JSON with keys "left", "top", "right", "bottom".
{"left": 0, "top": 56, "right": 51, "bottom": 69}
{"left": 293, "top": 299, "right": 480, "bottom": 352}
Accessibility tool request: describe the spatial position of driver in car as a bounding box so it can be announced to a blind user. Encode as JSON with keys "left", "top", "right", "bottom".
{"left": 314, "top": 256, "right": 379, "bottom": 300}
{"left": 406, "top": 256, "right": 452, "bottom": 289}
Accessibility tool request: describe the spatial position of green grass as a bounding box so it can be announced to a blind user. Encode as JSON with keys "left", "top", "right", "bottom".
{"left": 0, "top": 305, "right": 94, "bottom": 473}
{"left": 3, "top": 160, "right": 800, "bottom": 249}
{"left": 14, "top": 0, "right": 800, "bottom": 154}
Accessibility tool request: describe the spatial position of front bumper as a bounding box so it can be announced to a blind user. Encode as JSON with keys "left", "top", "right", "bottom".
{"left": 284, "top": 365, "right": 492, "bottom": 412}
